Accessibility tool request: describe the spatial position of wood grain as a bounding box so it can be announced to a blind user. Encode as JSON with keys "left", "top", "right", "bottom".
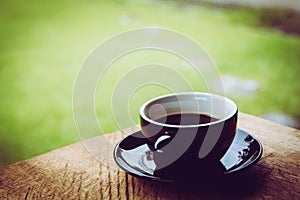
{"left": 0, "top": 113, "right": 299, "bottom": 199}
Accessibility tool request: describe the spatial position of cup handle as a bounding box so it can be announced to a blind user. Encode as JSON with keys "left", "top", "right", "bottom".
{"left": 153, "top": 130, "right": 176, "bottom": 150}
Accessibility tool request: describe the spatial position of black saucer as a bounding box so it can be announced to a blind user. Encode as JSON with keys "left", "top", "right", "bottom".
{"left": 113, "top": 129, "right": 263, "bottom": 183}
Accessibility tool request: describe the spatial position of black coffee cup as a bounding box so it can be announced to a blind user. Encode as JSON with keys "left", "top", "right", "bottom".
{"left": 139, "top": 92, "right": 238, "bottom": 174}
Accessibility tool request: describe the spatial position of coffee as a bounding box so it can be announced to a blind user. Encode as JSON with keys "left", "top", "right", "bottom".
{"left": 154, "top": 113, "right": 219, "bottom": 126}
{"left": 140, "top": 93, "right": 238, "bottom": 172}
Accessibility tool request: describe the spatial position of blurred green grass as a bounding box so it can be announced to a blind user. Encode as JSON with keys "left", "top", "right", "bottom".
{"left": 0, "top": 0, "right": 299, "bottom": 167}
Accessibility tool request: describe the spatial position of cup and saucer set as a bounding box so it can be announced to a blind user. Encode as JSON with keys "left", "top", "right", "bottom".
{"left": 113, "top": 93, "right": 263, "bottom": 183}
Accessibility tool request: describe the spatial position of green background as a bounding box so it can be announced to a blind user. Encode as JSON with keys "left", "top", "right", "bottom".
{"left": 0, "top": 0, "right": 299, "bottom": 167}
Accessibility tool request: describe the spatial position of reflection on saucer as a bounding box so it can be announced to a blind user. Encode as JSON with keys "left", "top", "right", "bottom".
{"left": 114, "top": 129, "right": 263, "bottom": 182}
{"left": 221, "top": 131, "right": 261, "bottom": 173}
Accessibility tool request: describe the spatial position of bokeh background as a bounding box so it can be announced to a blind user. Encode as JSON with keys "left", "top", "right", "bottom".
{"left": 0, "top": 0, "right": 299, "bottom": 167}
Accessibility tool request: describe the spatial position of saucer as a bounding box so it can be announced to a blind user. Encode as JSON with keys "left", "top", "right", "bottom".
{"left": 113, "top": 129, "right": 263, "bottom": 182}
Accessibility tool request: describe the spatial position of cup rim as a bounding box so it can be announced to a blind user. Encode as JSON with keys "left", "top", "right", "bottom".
{"left": 139, "top": 92, "right": 237, "bottom": 128}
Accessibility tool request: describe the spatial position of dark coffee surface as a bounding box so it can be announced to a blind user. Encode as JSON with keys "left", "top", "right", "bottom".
{"left": 154, "top": 113, "right": 219, "bottom": 125}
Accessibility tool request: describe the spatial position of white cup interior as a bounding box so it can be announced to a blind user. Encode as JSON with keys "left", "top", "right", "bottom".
{"left": 140, "top": 92, "right": 237, "bottom": 127}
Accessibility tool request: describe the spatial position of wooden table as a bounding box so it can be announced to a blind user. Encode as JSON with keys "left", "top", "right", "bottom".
{"left": 0, "top": 113, "right": 299, "bottom": 199}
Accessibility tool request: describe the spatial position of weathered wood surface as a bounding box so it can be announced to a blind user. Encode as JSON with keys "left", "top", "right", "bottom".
{"left": 0, "top": 113, "right": 299, "bottom": 199}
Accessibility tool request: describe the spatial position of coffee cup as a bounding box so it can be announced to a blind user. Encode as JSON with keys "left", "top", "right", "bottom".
{"left": 139, "top": 92, "right": 238, "bottom": 175}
